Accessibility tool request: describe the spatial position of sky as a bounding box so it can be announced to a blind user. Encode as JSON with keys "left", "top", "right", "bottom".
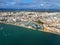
{"left": 0, "top": 0, "right": 60, "bottom": 9}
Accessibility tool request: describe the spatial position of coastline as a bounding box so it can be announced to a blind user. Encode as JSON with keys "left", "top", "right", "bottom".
{"left": 0, "top": 22, "right": 59, "bottom": 35}
{"left": 0, "top": 12, "right": 60, "bottom": 35}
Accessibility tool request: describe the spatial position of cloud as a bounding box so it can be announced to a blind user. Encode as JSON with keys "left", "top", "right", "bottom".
{"left": 0, "top": 0, "right": 60, "bottom": 9}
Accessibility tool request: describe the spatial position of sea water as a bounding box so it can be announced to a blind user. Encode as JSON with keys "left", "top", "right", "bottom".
{"left": 0, "top": 23, "right": 60, "bottom": 45}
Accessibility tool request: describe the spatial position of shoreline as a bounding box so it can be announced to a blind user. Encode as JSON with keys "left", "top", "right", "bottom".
{"left": 0, "top": 22, "right": 60, "bottom": 35}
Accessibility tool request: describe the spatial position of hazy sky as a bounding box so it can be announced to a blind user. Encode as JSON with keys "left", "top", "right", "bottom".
{"left": 0, "top": 0, "right": 60, "bottom": 9}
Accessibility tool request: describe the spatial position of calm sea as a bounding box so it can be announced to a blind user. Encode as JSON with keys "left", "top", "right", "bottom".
{"left": 0, "top": 23, "right": 60, "bottom": 45}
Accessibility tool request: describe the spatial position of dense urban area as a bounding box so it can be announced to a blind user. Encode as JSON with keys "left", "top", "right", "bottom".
{"left": 0, "top": 12, "right": 60, "bottom": 35}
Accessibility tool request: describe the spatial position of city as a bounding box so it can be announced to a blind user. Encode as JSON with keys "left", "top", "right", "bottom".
{"left": 0, "top": 11, "right": 60, "bottom": 35}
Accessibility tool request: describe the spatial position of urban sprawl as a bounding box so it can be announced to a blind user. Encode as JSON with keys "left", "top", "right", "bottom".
{"left": 0, "top": 12, "right": 60, "bottom": 35}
